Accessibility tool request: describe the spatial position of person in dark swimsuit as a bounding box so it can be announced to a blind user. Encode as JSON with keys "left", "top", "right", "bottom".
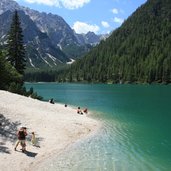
{"left": 14, "top": 127, "right": 27, "bottom": 152}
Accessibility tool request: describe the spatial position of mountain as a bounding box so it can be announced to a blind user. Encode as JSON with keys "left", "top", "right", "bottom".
{"left": 0, "top": 0, "right": 20, "bottom": 14}
{"left": 59, "top": 0, "right": 171, "bottom": 84}
{"left": 0, "top": 0, "right": 106, "bottom": 68}
{"left": 0, "top": 10, "right": 69, "bottom": 68}
{"left": 75, "top": 31, "right": 108, "bottom": 46}
{"left": 23, "top": 7, "right": 93, "bottom": 57}
{"left": 24, "top": 8, "right": 107, "bottom": 58}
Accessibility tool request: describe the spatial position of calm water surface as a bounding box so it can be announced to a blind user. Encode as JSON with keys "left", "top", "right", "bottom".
{"left": 25, "top": 83, "right": 171, "bottom": 171}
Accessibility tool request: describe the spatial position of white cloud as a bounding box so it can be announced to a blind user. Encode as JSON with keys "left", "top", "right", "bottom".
{"left": 113, "top": 17, "right": 124, "bottom": 24}
{"left": 62, "top": 0, "right": 90, "bottom": 9}
{"left": 24, "top": 0, "right": 59, "bottom": 6}
{"left": 112, "top": 8, "right": 119, "bottom": 14}
{"left": 73, "top": 21, "right": 100, "bottom": 34}
{"left": 101, "top": 21, "right": 110, "bottom": 28}
{"left": 23, "top": 0, "right": 90, "bottom": 9}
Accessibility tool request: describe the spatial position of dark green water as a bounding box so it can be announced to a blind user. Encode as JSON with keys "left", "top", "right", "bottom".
{"left": 25, "top": 83, "right": 171, "bottom": 171}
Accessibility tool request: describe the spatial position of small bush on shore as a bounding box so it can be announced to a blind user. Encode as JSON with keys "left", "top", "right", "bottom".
{"left": 8, "top": 83, "right": 43, "bottom": 100}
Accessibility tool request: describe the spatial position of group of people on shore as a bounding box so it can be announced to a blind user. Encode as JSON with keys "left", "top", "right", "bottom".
{"left": 49, "top": 98, "right": 88, "bottom": 115}
{"left": 14, "top": 126, "right": 36, "bottom": 153}
{"left": 77, "top": 107, "right": 88, "bottom": 114}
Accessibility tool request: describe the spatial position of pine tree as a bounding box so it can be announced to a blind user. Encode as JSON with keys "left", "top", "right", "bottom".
{"left": 0, "top": 50, "right": 22, "bottom": 90}
{"left": 7, "top": 10, "right": 26, "bottom": 75}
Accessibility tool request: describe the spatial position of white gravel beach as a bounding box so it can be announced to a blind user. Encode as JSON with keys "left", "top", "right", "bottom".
{"left": 0, "top": 90, "right": 99, "bottom": 171}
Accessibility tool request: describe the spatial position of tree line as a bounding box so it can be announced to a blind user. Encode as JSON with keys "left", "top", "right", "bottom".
{"left": 51, "top": 0, "right": 171, "bottom": 84}
{"left": 23, "top": 0, "right": 171, "bottom": 84}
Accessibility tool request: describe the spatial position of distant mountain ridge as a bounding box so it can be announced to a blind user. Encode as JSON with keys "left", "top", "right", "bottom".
{"left": 0, "top": 0, "right": 107, "bottom": 68}
{"left": 75, "top": 31, "right": 109, "bottom": 46}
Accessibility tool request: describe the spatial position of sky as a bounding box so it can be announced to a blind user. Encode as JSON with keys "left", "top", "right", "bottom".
{"left": 15, "top": 0, "right": 147, "bottom": 34}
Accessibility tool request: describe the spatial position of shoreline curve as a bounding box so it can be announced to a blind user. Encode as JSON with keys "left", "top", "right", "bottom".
{"left": 0, "top": 90, "right": 100, "bottom": 171}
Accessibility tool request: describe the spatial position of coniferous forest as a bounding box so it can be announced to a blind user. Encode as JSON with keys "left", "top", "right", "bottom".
{"left": 50, "top": 0, "right": 171, "bottom": 84}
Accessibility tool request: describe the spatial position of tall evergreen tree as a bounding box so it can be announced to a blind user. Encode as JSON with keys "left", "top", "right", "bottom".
{"left": 7, "top": 10, "right": 26, "bottom": 75}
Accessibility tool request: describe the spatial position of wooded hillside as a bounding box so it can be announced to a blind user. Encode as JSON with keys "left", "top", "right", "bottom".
{"left": 58, "top": 0, "right": 171, "bottom": 84}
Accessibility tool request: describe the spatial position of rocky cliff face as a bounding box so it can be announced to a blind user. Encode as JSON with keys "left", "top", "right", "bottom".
{"left": 0, "top": 0, "right": 107, "bottom": 68}
{"left": 0, "top": 0, "right": 20, "bottom": 15}
{"left": 0, "top": 10, "right": 69, "bottom": 68}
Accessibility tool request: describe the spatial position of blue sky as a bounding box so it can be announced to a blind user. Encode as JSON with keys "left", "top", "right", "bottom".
{"left": 15, "top": 0, "right": 147, "bottom": 34}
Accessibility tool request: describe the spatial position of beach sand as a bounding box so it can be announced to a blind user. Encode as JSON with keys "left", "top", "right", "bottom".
{"left": 0, "top": 90, "right": 99, "bottom": 171}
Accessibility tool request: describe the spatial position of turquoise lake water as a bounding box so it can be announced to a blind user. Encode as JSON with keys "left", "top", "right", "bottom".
{"left": 25, "top": 83, "right": 171, "bottom": 171}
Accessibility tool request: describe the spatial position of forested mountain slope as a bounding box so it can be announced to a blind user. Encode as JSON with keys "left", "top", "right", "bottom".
{"left": 61, "top": 0, "right": 171, "bottom": 83}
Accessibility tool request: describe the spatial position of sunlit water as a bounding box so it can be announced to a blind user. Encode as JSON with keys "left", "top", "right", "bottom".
{"left": 25, "top": 83, "right": 171, "bottom": 171}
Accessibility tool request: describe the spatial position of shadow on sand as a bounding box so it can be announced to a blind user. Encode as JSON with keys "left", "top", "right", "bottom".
{"left": 25, "top": 150, "right": 38, "bottom": 157}
{"left": 15, "top": 149, "right": 38, "bottom": 157}
{"left": 0, "top": 114, "right": 20, "bottom": 154}
{"left": 0, "top": 142, "right": 10, "bottom": 154}
{"left": 0, "top": 114, "right": 43, "bottom": 155}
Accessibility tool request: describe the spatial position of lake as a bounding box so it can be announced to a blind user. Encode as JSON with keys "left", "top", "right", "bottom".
{"left": 25, "top": 83, "right": 171, "bottom": 171}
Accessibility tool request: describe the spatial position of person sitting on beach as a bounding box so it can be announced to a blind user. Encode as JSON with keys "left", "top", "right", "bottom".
{"left": 14, "top": 126, "right": 27, "bottom": 152}
{"left": 49, "top": 98, "right": 54, "bottom": 104}
{"left": 31, "top": 132, "right": 36, "bottom": 146}
{"left": 77, "top": 107, "right": 83, "bottom": 115}
{"left": 83, "top": 108, "right": 88, "bottom": 114}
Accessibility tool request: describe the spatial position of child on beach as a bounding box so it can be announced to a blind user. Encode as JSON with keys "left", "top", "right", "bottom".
{"left": 31, "top": 132, "right": 36, "bottom": 146}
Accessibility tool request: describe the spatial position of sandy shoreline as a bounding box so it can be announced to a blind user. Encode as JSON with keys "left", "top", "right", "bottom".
{"left": 0, "top": 90, "right": 100, "bottom": 171}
